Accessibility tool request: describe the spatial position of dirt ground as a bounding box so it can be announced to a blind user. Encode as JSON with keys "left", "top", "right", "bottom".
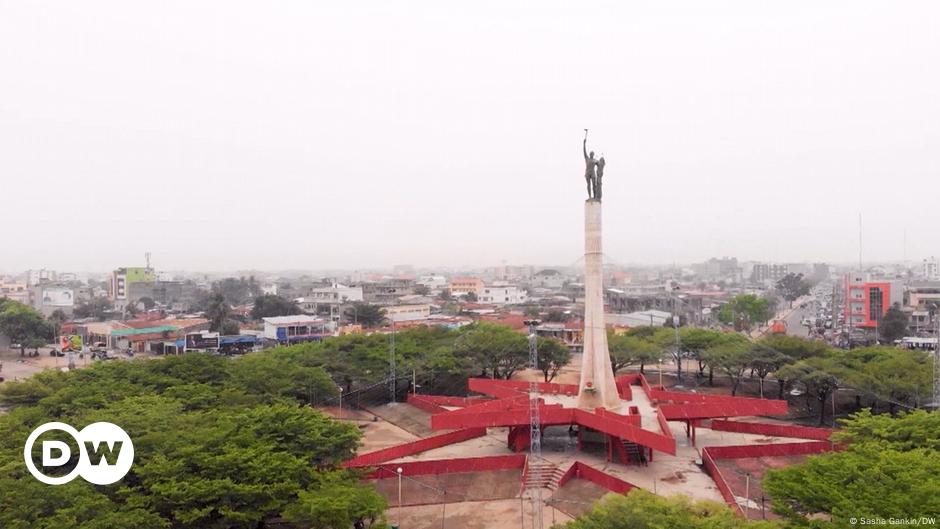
{"left": 366, "top": 402, "right": 438, "bottom": 437}
{"left": 0, "top": 347, "right": 81, "bottom": 382}
{"left": 549, "top": 480, "right": 611, "bottom": 518}
{"left": 373, "top": 469, "right": 522, "bottom": 506}
{"left": 388, "top": 498, "right": 573, "bottom": 529}
{"left": 714, "top": 454, "right": 809, "bottom": 520}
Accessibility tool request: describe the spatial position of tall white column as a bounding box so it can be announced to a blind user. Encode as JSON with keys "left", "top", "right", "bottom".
{"left": 578, "top": 199, "right": 621, "bottom": 409}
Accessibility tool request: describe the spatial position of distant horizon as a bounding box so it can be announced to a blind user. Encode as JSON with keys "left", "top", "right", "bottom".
{"left": 1, "top": 257, "right": 933, "bottom": 281}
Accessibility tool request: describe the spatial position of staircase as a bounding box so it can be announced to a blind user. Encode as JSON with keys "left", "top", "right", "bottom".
{"left": 622, "top": 441, "right": 647, "bottom": 466}
{"left": 522, "top": 459, "right": 565, "bottom": 492}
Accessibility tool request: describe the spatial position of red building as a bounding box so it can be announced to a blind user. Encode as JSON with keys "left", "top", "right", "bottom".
{"left": 843, "top": 274, "right": 900, "bottom": 329}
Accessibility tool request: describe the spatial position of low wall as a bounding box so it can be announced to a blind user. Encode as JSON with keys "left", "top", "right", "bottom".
{"left": 702, "top": 440, "right": 836, "bottom": 516}
{"left": 701, "top": 448, "right": 743, "bottom": 516}
{"left": 704, "top": 440, "right": 833, "bottom": 459}
{"left": 656, "top": 408, "right": 674, "bottom": 439}
{"left": 710, "top": 419, "right": 833, "bottom": 441}
{"left": 365, "top": 454, "right": 527, "bottom": 479}
{"left": 406, "top": 394, "right": 450, "bottom": 414}
{"left": 570, "top": 462, "right": 637, "bottom": 494}
{"left": 344, "top": 427, "right": 487, "bottom": 467}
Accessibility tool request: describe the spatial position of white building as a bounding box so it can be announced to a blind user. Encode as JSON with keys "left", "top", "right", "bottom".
{"left": 386, "top": 304, "right": 431, "bottom": 322}
{"left": 479, "top": 285, "right": 527, "bottom": 305}
{"left": 262, "top": 315, "right": 334, "bottom": 344}
{"left": 922, "top": 257, "right": 939, "bottom": 280}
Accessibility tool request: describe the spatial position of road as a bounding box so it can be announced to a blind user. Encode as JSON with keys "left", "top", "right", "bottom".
{"left": 782, "top": 302, "right": 812, "bottom": 338}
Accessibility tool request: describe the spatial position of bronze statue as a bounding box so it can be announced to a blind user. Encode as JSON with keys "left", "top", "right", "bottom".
{"left": 583, "top": 130, "right": 604, "bottom": 200}
{"left": 583, "top": 130, "right": 597, "bottom": 199}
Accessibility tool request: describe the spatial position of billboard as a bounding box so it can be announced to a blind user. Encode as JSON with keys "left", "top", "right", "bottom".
{"left": 42, "top": 287, "right": 75, "bottom": 307}
{"left": 185, "top": 332, "right": 220, "bottom": 350}
{"left": 59, "top": 335, "right": 83, "bottom": 352}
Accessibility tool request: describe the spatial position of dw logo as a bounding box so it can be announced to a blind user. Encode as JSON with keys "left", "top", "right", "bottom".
{"left": 23, "top": 422, "right": 134, "bottom": 485}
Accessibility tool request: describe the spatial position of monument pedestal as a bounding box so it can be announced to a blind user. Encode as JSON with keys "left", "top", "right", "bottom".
{"left": 578, "top": 199, "right": 620, "bottom": 410}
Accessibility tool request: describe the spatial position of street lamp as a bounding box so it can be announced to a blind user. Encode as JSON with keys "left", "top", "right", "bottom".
{"left": 397, "top": 467, "right": 403, "bottom": 525}
{"left": 338, "top": 386, "right": 344, "bottom": 419}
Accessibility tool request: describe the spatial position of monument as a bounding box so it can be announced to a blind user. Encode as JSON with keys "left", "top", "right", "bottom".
{"left": 578, "top": 131, "right": 620, "bottom": 409}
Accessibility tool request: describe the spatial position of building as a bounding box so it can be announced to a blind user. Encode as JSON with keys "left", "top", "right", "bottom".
{"left": 30, "top": 285, "right": 75, "bottom": 317}
{"left": 110, "top": 266, "right": 157, "bottom": 308}
{"left": 479, "top": 284, "right": 527, "bottom": 305}
{"left": 385, "top": 304, "right": 431, "bottom": 323}
{"left": 535, "top": 322, "right": 584, "bottom": 353}
{"left": 360, "top": 278, "right": 414, "bottom": 305}
{"left": 532, "top": 269, "right": 566, "bottom": 289}
{"left": 449, "top": 277, "right": 484, "bottom": 297}
{"left": 0, "top": 280, "right": 30, "bottom": 304}
{"left": 262, "top": 315, "right": 333, "bottom": 345}
{"left": 750, "top": 263, "right": 788, "bottom": 284}
{"left": 922, "top": 257, "right": 939, "bottom": 281}
{"left": 843, "top": 274, "right": 903, "bottom": 329}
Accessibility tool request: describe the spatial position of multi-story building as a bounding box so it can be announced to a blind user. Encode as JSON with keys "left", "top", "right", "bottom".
{"left": 843, "top": 273, "right": 903, "bottom": 329}
{"left": 110, "top": 267, "right": 157, "bottom": 309}
{"left": 449, "top": 277, "right": 484, "bottom": 297}
{"left": 360, "top": 278, "right": 414, "bottom": 305}
{"left": 922, "top": 257, "right": 939, "bottom": 281}
{"left": 479, "top": 284, "right": 527, "bottom": 305}
{"left": 30, "top": 285, "right": 75, "bottom": 317}
{"left": 385, "top": 304, "right": 431, "bottom": 323}
{"left": 0, "top": 280, "right": 30, "bottom": 304}
{"left": 750, "top": 263, "right": 789, "bottom": 284}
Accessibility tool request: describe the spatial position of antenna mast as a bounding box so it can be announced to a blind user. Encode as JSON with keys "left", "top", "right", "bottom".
{"left": 525, "top": 319, "right": 543, "bottom": 529}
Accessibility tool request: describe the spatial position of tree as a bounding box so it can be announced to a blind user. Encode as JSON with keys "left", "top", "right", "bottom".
{"left": 206, "top": 292, "right": 230, "bottom": 332}
{"left": 544, "top": 309, "right": 568, "bottom": 323}
{"left": 717, "top": 294, "right": 769, "bottom": 331}
{"left": 878, "top": 304, "right": 908, "bottom": 343}
{"left": 608, "top": 331, "right": 661, "bottom": 374}
{"left": 0, "top": 300, "right": 51, "bottom": 356}
{"left": 344, "top": 303, "right": 385, "bottom": 327}
{"left": 701, "top": 334, "right": 753, "bottom": 396}
{"left": 679, "top": 328, "right": 726, "bottom": 378}
{"left": 138, "top": 296, "right": 156, "bottom": 311}
{"left": 251, "top": 294, "right": 301, "bottom": 320}
{"left": 282, "top": 473, "right": 387, "bottom": 529}
{"left": 536, "top": 337, "right": 571, "bottom": 382}
{"left": 777, "top": 359, "right": 839, "bottom": 425}
{"left": 465, "top": 291, "right": 478, "bottom": 302}
{"left": 212, "top": 276, "right": 259, "bottom": 305}
{"left": 748, "top": 344, "right": 790, "bottom": 398}
{"left": 412, "top": 284, "right": 430, "bottom": 296}
{"left": 48, "top": 309, "right": 69, "bottom": 325}
{"left": 72, "top": 297, "right": 114, "bottom": 320}
{"left": 454, "top": 322, "right": 528, "bottom": 379}
{"left": 561, "top": 488, "right": 780, "bottom": 529}
{"left": 221, "top": 320, "right": 240, "bottom": 335}
{"left": 775, "top": 273, "right": 810, "bottom": 306}
{"left": 765, "top": 410, "right": 940, "bottom": 523}
{"left": 0, "top": 353, "right": 378, "bottom": 529}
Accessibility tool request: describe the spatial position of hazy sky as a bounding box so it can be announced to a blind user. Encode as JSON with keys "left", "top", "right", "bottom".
{"left": 2, "top": 1, "right": 938, "bottom": 273}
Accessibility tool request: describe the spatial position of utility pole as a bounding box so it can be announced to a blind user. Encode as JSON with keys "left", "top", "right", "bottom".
{"left": 524, "top": 319, "right": 543, "bottom": 529}
{"left": 934, "top": 317, "right": 940, "bottom": 409}
{"left": 389, "top": 318, "right": 397, "bottom": 404}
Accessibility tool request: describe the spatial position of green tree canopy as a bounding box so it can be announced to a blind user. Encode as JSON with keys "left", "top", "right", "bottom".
{"left": 562, "top": 489, "right": 781, "bottom": 529}
{"left": 250, "top": 294, "right": 301, "bottom": 320}
{"left": 717, "top": 294, "right": 769, "bottom": 330}
{"left": 765, "top": 410, "right": 940, "bottom": 525}
{"left": 0, "top": 353, "right": 383, "bottom": 529}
